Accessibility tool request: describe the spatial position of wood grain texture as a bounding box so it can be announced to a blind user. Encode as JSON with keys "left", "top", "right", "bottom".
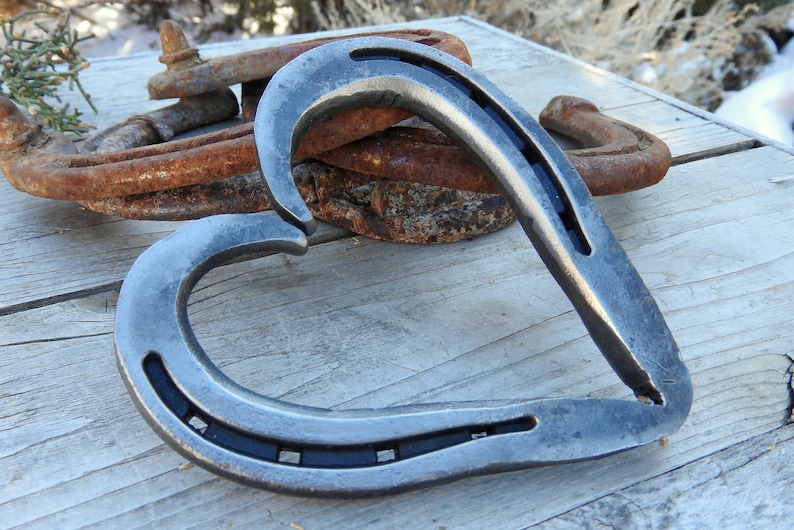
{"left": 533, "top": 424, "right": 794, "bottom": 529}
{"left": 1, "top": 16, "right": 792, "bottom": 530}
{"left": 3, "top": 145, "right": 793, "bottom": 528}
{"left": 0, "top": 187, "right": 347, "bottom": 313}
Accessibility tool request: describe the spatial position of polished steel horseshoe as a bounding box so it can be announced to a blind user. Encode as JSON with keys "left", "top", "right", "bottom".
{"left": 115, "top": 37, "right": 692, "bottom": 497}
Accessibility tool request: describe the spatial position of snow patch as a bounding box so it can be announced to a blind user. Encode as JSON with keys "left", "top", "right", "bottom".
{"left": 716, "top": 69, "right": 794, "bottom": 145}
{"left": 715, "top": 25, "right": 794, "bottom": 146}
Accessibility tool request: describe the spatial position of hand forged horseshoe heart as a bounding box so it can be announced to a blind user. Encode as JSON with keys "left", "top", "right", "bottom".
{"left": 114, "top": 37, "right": 692, "bottom": 497}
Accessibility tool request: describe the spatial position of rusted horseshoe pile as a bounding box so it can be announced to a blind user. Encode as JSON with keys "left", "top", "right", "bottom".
{"left": 0, "top": 21, "right": 672, "bottom": 243}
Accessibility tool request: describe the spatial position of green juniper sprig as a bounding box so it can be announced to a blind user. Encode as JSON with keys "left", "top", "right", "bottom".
{"left": 1, "top": 7, "right": 96, "bottom": 135}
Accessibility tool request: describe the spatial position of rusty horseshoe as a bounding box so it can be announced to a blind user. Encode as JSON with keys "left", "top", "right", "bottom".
{"left": 310, "top": 96, "right": 672, "bottom": 197}
{"left": 0, "top": 24, "right": 471, "bottom": 201}
{"left": 0, "top": 22, "right": 671, "bottom": 243}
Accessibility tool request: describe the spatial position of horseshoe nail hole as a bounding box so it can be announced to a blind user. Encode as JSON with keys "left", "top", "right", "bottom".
{"left": 188, "top": 414, "right": 208, "bottom": 434}
{"left": 376, "top": 448, "right": 396, "bottom": 463}
{"left": 278, "top": 448, "right": 301, "bottom": 464}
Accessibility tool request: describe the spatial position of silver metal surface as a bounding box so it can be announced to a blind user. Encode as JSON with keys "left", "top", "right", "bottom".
{"left": 115, "top": 37, "right": 692, "bottom": 497}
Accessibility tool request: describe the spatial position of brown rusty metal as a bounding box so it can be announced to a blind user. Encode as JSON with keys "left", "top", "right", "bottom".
{"left": 75, "top": 94, "right": 671, "bottom": 243}
{"left": 78, "top": 162, "right": 515, "bottom": 244}
{"left": 311, "top": 96, "right": 672, "bottom": 197}
{"left": 76, "top": 95, "right": 672, "bottom": 222}
{"left": 149, "top": 21, "right": 471, "bottom": 100}
{"left": 0, "top": 19, "right": 672, "bottom": 243}
{"left": 75, "top": 164, "right": 362, "bottom": 221}
{"left": 301, "top": 163, "right": 514, "bottom": 244}
{"left": 310, "top": 124, "right": 498, "bottom": 195}
{"left": 0, "top": 23, "right": 472, "bottom": 201}
{"left": 153, "top": 20, "right": 468, "bottom": 155}
{"left": 77, "top": 173, "right": 273, "bottom": 220}
{"left": 0, "top": 94, "right": 251, "bottom": 200}
{"left": 80, "top": 92, "right": 238, "bottom": 155}
{"left": 539, "top": 95, "right": 672, "bottom": 196}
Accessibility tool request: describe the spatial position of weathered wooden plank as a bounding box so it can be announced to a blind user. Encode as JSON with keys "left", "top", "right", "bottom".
{"left": 0, "top": 17, "right": 755, "bottom": 312}
{"left": 533, "top": 424, "right": 794, "bottom": 529}
{"left": 2, "top": 145, "right": 792, "bottom": 528}
{"left": 1, "top": 18, "right": 786, "bottom": 527}
{"left": 602, "top": 100, "right": 757, "bottom": 164}
{"left": 0, "top": 182, "right": 347, "bottom": 314}
{"left": 0, "top": 189, "right": 183, "bottom": 312}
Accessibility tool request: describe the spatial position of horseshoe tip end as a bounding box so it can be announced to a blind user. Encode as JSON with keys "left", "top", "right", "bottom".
{"left": 0, "top": 96, "right": 42, "bottom": 152}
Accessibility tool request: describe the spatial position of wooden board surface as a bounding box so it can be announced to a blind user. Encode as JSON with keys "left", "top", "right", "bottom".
{"left": 2, "top": 16, "right": 793, "bottom": 529}
{"left": 534, "top": 425, "right": 794, "bottom": 529}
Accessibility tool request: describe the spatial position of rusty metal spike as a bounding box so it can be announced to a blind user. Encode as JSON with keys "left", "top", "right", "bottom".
{"left": 158, "top": 20, "right": 202, "bottom": 70}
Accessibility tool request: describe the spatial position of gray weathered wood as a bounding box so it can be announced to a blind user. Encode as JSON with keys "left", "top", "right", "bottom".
{"left": 3, "top": 145, "right": 793, "bottom": 528}
{"left": 1, "top": 16, "right": 792, "bottom": 529}
{"left": 533, "top": 424, "right": 794, "bottom": 529}
{"left": 0, "top": 187, "right": 345, "bottom": 314}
